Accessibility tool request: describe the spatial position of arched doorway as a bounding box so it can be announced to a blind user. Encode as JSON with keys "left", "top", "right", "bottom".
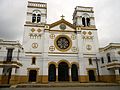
{"left": 48, "top": 64, "right": 56, "bottom": 82}
{"left": 58, "top": 62, "right": 69, "bottom": 81}
{"left": 28, "top": 70, "right": 37, "bottom": 82}
{"left": 88, "top": 70, "right": 96, "bottom": 81}
{"left": 71, "top": 64, "right": 78, "bottom": 81}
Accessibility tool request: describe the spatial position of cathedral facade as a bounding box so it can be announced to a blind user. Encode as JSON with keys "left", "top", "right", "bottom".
{"left": 0, "top": 1, "right": 120, "bottom": 84}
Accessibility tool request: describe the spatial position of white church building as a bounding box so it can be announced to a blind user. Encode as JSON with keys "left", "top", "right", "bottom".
{"left": 0, "top": 1, "right": 120, "bottom": 84}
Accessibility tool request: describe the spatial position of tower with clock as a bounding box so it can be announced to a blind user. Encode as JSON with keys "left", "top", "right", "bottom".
{"left": 22, "top": 1, "right": 100, "bottom": 83}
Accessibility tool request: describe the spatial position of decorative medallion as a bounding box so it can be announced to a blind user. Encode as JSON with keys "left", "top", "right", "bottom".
{"left": 37, "top": 29, "right": 42, "bottom": 32}
{"left": 31, "top": 28, "right": 35, "bottom": 32}
{"left": 59, "top": 24, "right": 66, "bottom": 30}
{"left": 32, "top": 43, "right": 38, "bottom": 49}
{"left": 71, "top": 34, "right": 76, "bottom": 40}
{"left": 82, "top": 31, "right": 86, "bottom": 35}
{"left": 49, "top": 46, "right": 55, "bottom": 51}
{"left": 54, "top": 35, "right": 72, "bottom": 52}
{"left": 86, "top": 45, "right": 92, "bottom": 50}
{"left": 50, "top": 34, "right": 55, "bottom": 39}
{"left": 88, "top": 31, "right": 92, "bottom": 35}
{"left": 71, "top": 47, "right": 78, "bottom": 52}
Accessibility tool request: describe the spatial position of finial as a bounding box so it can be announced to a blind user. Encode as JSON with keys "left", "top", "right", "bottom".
{"left": 61, "top": 15, "right": 65, "bottom": 19}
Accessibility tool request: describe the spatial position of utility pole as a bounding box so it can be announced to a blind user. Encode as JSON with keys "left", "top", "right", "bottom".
{"left": 95, "top": 57, "right": 100, "bottom": 82}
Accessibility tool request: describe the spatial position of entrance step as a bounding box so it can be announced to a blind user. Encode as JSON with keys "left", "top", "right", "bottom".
{"left": 16, "top": 83, "right": 120, "bottom": 88}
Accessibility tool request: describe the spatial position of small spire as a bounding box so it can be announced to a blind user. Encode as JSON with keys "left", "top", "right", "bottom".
{"left": 61, "top": 14, "right": 65, "bottom": 19}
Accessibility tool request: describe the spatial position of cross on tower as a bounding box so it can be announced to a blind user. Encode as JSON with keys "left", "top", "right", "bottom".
{"left": 61, "top": 15, "right": 65, "bottom": 19}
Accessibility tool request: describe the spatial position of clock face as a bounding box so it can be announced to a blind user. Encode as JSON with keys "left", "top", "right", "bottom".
{"left": 59, "top": 24, "right": 66, "bottom": 30}
{"left": 55, "top": 35, "right": 72, "bottom": 52}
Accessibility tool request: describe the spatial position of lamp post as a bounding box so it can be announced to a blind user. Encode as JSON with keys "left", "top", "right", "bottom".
{"left": 95, "top": 57, "right": 100, "bottom": 82}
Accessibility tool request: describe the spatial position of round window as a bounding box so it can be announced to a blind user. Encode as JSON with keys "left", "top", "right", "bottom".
{"left": 55, "top": 35, "right": 72, "bottom": 51}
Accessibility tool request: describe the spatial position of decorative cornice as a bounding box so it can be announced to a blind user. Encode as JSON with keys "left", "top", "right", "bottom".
{"left": 28, "top": 1, "right": 47, "bottom": 9}
{"left": 25, "top": 52, "right": 42, "bottom": 54}
{"left": 80, "top": 25, "right": 97, "bottom": 30}
{"left": 99, "top": 43, "right": 120, "bottom": 52}
{"left": 24, "top": 23, "right": 45, "bottom": 27}
{"left": 48, "top": 52, "right": 78, "bottom": 54}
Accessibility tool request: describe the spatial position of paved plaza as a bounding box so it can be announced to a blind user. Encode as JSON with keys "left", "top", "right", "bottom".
{"left": 1, "top": 86, "right": 120, "bottom": 90}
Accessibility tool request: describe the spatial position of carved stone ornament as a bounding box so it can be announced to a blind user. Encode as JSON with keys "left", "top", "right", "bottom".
{"left": 49, "top": 46, "right": 55, "bottom": 51}
{"left": 32, "top": 43, "right": 38, "bottom": 49}
{"left": 86, "top": 45, "right": 92, "bottom": 50}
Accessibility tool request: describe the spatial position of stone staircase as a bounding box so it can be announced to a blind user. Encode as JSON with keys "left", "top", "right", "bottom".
{"left": 11, "top": 82, "right": 120, "bottom": 88}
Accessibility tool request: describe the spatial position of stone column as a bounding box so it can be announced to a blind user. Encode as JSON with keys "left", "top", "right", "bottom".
{"left": 69, "top": 68, "right": 72, "bottom": 82}
{"left": 56, "top": 67, "right": 58, "bottom": 82}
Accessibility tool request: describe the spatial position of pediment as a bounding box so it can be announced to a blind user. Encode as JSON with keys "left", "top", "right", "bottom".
{"left": 49, "top": 19, "right": 76, "bottom": 31}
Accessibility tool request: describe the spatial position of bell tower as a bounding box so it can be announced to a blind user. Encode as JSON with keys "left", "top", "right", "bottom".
{"left": 73, "top": 6, "right": 95, "bottom": 28}
{"left": 23, "top": 1, "right": 47, "bottom": 52}
{"left": 26, "top": 1, "right": 47, "bottom": 24}
{"left": 73, "top": 6, "right": 100, "bottom": 62}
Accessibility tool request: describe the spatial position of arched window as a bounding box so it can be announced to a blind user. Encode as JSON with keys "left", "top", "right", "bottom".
{"left": 71, "top": 64, "right": 78, "bottom": 81}
{"left": 37, "top": 14, "right": 41, "bottom": 23}
{"left": 32, "top": 14, "right": 36, "bottom": 23}
{"left": 82, "top": 14, "right": 90, "bottom": 27}
{"left": 107, "top": 53, "right": 111, "bottom": 63}
{"left": 48, "top": 64, "right": 56, "bottom": 81}
{"left": 82, "top": 17, "right": 86, "bottom": 27}
{"left": 101, "top": 57, "right": 104, "bottom": 64}
{"left": 88, "top": 58, "right": 92, "bottom": 65}
{"left": 32, "top": 10, "right": 41, "bottom": 23}
{"left": 32, "top": 57, "right": 36, "bottom": 65}
{"left": 86, "top": 18, "right": 90, "bottom": 26}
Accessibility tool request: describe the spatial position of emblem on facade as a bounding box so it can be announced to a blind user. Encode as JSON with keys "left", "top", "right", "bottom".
{"left": 50, "top": 34, "right": 55, "bottom": 39}
{"left": 88, "top": 31, "right": 92, "bottom": 35}
{"left": 71, "top": 34, "right": 76, "bottom": 40}
{"left": 37, "top": 29, "right": 42, "bottom": 32}
{"left": 82, "top": 31, "right": 87, "bottom": 35}
{"left": 49, "top": 46, "right": 55, "bottom": 51}
{"left": 59, "top": 24, "right": 66, "bottom": 30}
{"left": 31, "top": 28, "right": 35, "bottom": 32}
{"left": 32, "top": 43, "right": 38, "bottom": 48}
{"left": 71, "top": 47, "right": 78, "bottom": 52}
{"left": 86, "top": 45, "right": 92, "bottom": 50}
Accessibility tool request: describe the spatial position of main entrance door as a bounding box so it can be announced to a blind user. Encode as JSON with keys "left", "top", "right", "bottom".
{"left": 58, "top": 62, "right": 69, "bottom": 81}
{"left": 28, "top": 70, "right": 37, "bottom": 82}
{"left": 88, "top": 70, "right": 96, "bottom": 81}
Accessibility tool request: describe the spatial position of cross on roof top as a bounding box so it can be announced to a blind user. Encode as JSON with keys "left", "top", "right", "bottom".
{"left": 61, "top": 15, "right": 65, "bottom": 19}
